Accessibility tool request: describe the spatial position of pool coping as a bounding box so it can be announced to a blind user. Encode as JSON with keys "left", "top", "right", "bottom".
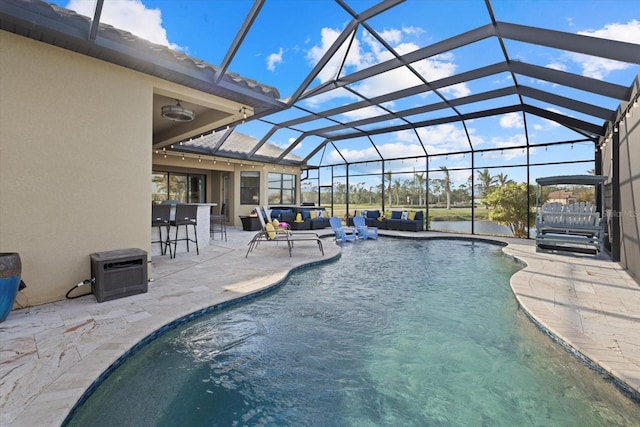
{"left": 1, "top": 229, "right": 639, "bottom": 426}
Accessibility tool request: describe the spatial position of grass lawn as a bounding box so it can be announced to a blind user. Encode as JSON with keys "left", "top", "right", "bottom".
{"left": 330, "top": 204, "right": 490, "bottom": 222}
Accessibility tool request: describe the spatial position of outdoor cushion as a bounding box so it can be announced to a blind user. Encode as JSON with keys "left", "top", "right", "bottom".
{"left": 302, "top": 210, "right": 311, "bottom": 220}
{"left": 265, "top": 222, "right": 276, "bottom": 240}
{"left": 391, "top": 211, "right": 402, "bottom": 219}
{"left": 367, "top": 210, "right": 379, "bottom": 219}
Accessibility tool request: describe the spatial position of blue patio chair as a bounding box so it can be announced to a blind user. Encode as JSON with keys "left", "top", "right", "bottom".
{"left": 353, "top": 215, "right": 379, "bottom": 240}
{"left": 329, "top": 216, "right": 356, "bottom": 243}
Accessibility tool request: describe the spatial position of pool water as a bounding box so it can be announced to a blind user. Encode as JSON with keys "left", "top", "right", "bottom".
{"left": 67, "top": 239, "right": 640, "bottom": 426}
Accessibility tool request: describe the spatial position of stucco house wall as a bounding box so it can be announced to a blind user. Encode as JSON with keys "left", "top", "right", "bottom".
{"left": 616, "top": 81, "right": 640, "bottom": 282}
{"left": 600, "top": 76, "right": 640, "bottom": 282}
{"left": 0, "top": 30, "right": 152, "bottom": 305}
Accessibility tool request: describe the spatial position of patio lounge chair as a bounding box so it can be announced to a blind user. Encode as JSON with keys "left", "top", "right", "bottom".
{"left": 246, "top": 208, "right": 324, "bottom": 257}
{"left": 353, "top": 215, "right": 378, "bottom": 240}
{"left": 329, "top": 216, "right": 357, "bottom": 243}
{"left": 263, "top": 206, "right": 292, "bottom": 234}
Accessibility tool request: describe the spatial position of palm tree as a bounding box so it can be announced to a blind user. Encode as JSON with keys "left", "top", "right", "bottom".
{"left": 415, "top": 172, "right": 425, "bottom": 205}
{"left": 393, "top": 179, "right": 402, "bottom": 205}
{"left": 440, "top": 166, "right": 451, "bottom": 210}
{"left": 430, "top": 179, "right": 442, "bottom": 205}
{"left": 476, "top": 168, "right": 496, "bottom": 197}
{"left": 384, "top": 171, "right": 393, "bottom": 207}
{"left": 495, "top": 173, "right": 513, "bottom": 186}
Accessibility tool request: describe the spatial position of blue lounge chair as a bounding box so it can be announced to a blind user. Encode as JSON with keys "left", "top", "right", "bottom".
{"left": 329, "top": 216, "right": 356, "bottom": 243}
{"left": 353, "top": 215, "right": 378, "bottom": 240}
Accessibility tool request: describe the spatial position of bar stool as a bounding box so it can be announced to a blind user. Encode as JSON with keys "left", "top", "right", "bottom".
{"left": 171, "top": 204, "right": 199, "bottom": 258}
{"left": 210, "top": 203, "right": 227, "bottom": 241}
{"left": 151, "top": 204, "right": 172, "bottom": 256}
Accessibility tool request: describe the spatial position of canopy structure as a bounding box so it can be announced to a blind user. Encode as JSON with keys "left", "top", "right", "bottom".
{"left": 3, "top": 0, "right": 638, "bottom": 168}
{"left": 536, "top": 175, "right": 608, "bottom": 187}
{"left": 174, "top": 0, "right": 639, "bottom": 168}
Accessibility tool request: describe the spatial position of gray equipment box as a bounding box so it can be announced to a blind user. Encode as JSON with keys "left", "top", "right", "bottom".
{"left": 90, "top": 248, "right": 148, "bottom": 303}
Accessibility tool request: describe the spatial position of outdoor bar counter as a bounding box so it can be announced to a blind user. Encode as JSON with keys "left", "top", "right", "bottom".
{"left": 151, "top": 203, "right": 216, "bottom": 257}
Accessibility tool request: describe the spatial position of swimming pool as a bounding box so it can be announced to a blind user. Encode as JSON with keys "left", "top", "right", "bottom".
{"left": 66, "top": 239, "right": 640, "bottom": 426}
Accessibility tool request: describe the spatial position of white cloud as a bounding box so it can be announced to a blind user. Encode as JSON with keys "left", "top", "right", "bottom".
{"left": 499, "top": 112, "right": 524, "bottom": 129}
{"left": 306, "top": 27, "right": 370, "bottom": 83}
{"left": 267, "top": 48, "right": 284, "bottom": 71}
{"left": 304, "top": 26, "right": 470, "bottom": 111}
{"left": 546, "top": 62, "right": 567, "bottom": 72}
{"left": 66, "top": 0, "right": 182, "bottom": 51}
{"left": 572, "top": 19, "right": 640, "bottom": 79}
{"left": 402, "top": 26, "right": 425, "bottom": 37}
{"left": 379, "top": 28, "right": 403, "bottom": 44}
{"left": 399, "top": 123, "right": 476, "bottom": 154}
{"left": 483, "top": 135, "right": 528, "bottom": 160}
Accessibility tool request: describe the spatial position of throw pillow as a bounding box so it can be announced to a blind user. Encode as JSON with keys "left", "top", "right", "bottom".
{"left": 265, "top": 223, "right": 276, "bottom": 240}
{"left": 408, "top": 211, "right": 416, "bottom": 221}
{"left": 361, "top": 210, "right": 368, "bottom": 217}
{"left": 295, "top": 213, "right": 303, "bottom": 222}
{"left": 401, "top": 211, "right": 408, "bottom": 220}
{"left": 272, "top": 219, "right": 280, "bottom": 228}
{"left": 316, "top": 209, "right": 323, "bottom": 218}
{"left": 310, "top": 210, "right": 318, "bottom": 219}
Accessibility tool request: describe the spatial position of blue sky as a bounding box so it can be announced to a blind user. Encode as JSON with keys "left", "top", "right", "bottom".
{"left": 53, "top": 0, "right": 640, "bottom": 186}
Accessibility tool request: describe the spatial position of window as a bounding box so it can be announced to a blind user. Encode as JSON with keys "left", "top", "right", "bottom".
{"left": 241, "top": 171, "right": 260, "bottom": 205}
{"left": 152, "top": 171, "right": 205, "bottom": 203}
{"left": 268, "top": 173, "right": 296, "bottom": 204}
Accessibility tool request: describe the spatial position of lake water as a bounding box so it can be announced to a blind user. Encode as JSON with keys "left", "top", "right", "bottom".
{"left": 430, "top": 220, "right": 513, "bottom": 236}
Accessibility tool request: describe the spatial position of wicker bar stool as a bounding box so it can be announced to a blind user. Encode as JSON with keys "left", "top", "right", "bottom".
{"left": 151, "top": 204, "right": 172, "bottom": 256}
{"left": 210, "top": 203, "right": 227, "bottom": 241}
{"left": 170, "top": 204, "right": 199, "bottom": 258}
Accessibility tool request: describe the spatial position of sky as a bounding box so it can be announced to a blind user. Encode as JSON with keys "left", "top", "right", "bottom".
{"left": 52, "top": 0, "right": 640, "bottom": 187}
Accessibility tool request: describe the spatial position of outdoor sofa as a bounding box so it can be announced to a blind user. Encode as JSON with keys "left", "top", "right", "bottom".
{"left": 270, "top": 207, "right": 331, "bottom": 230}
{"left": 348, "top": 209, "right": 424, "bottom": 232}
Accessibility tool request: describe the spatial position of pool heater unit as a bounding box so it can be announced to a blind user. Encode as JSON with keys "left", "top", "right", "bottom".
{"left": 90, "top": 248, "right": 148, "bottom": 303}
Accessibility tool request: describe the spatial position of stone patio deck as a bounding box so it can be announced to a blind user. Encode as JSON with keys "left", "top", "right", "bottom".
{"left": 1, "top": 227, "right": 638, "bottom": 425}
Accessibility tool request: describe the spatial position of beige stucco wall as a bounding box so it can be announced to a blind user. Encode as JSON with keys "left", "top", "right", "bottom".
{"left": 600, "top": 75, "right": 640, "bottom": 282}
{"left": 0, "top": 31, "right": 152, "bottom": 305}
{"left": 616, "top": 79, "right": 640, "bottom": 282}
